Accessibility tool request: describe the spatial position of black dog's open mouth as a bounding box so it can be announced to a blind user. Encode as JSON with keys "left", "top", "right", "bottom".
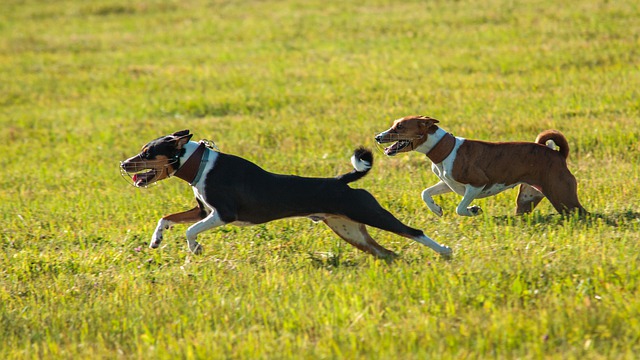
{"left": 130, "top": 169, "right": 157, "bottom": 187}
{"left": 382, "top": 140, "right": 411, "bottom": 156}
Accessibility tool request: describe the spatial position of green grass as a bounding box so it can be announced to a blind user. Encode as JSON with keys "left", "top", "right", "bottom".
{"left": 1, "top": 0, "right": 640, "bottom": 358}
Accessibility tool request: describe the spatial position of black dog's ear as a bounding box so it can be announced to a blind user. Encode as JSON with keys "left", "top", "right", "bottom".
{"left": 172, "top": 129, "right": 190, "bottom": 137}
{"left": 174, "top": 131, "right": 193, "bottom": 149}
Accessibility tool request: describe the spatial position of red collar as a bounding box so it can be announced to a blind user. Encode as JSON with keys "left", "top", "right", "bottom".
{"left": 426, "top": 133, "right": 456, "bottom": 163}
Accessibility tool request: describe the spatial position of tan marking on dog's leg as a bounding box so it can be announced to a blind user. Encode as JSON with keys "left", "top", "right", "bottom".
{"left": 151, "top": 206, "right": 206, "bottom": 249}
{"left": 515, "top": 184, "right": 545, "bottom": 215}
{"left": 456, "top": 185, "right": 484, "bottom": 216}
{"left": 163, "top": 207, "right": 206, "bottom": 223}
{"left": 421, "top": 181, "right": 452, "bottom": 216}
{"left": 323, "top": 217, "right": 397, "bottom": 260}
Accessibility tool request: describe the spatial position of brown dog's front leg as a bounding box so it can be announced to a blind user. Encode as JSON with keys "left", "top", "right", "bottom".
{"left": 150, "top": 206, "right": 207, "bottom": 248}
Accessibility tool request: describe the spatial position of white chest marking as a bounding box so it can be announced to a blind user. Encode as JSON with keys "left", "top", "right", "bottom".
{"left": 430, "top": 140, "right": 465, "bottom": 195}
{"left": 430, "top": 139, "right": 519, "bottom": 198}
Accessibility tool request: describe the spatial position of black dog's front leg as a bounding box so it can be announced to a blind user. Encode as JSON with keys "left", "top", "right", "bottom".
{"left": 150, "top": 203, "right": 208, "bottom": 248}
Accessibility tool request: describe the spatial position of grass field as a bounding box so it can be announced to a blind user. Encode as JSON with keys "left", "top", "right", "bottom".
{"left": 1, "top": 0, "right": 640, "bottom": 358}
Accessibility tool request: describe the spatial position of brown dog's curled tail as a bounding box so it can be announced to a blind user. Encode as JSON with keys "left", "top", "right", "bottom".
{"left": 536, "top": 130, "right": 570, "bottom": 159}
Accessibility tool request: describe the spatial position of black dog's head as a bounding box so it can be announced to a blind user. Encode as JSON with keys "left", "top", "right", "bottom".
{"left": 120, "top": 130, "right": 193, "bottom": 187}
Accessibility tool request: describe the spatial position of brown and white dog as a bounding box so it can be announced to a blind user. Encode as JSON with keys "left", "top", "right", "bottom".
{"left": 120, "top": 130, "right": 452, "bottom": 260}
{"left": 375, "top": 115, "right": 586, "bottom": 216}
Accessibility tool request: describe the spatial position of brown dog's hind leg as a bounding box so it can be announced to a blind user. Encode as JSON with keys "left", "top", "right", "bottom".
{"left": 323, "top": 216, "right": 398, "bottom": 260}
{"left": 516, "top": 184, "right": 545, "bottom": 215}
{"left": 541, "top": 174, "right": 587, "bottom": 215}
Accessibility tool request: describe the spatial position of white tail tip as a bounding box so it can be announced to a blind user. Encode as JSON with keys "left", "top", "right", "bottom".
{"left": 545, "top": 140, "right": 558, "bottom": 150}
{"left": 351, "top": 155, "right": 371, "bottom": 172}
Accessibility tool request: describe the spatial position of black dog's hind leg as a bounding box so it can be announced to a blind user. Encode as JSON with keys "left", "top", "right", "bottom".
{"left": 323, "top": 216, "right": 398, "bottom": 260}
{"left": 340, "top": 189, "right": 452, "bottom": 257}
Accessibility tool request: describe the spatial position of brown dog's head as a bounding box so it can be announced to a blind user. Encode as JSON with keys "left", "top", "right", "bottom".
{"left": 120, "top": 130, "right": 193, "bottom": 187}
{"left": 374, "top": 115, "right": 440, "bottom": 156}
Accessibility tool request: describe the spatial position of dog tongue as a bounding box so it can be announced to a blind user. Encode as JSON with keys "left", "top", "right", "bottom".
{"left": 132, "top": 174, "right": 138, "bottom": 183}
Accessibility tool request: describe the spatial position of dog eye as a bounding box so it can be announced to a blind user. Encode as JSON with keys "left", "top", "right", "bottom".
{"left": 396, "top": 124, "right": 403, "bottom": 130}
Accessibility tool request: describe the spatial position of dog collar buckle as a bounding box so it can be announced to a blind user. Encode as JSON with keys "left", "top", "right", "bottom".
{"left": 200, "top": 139, "right": 219, "bottom": 152}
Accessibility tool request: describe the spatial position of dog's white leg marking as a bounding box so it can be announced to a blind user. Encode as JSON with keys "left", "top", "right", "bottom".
{"left": 185, "top": 212, "right": 226, "bottom": 254}
{"left": 413, "top": 234, "right": 452, "bottom": 258}
{"left": 456, "top": 185, "right": 485, "bottom": 216}
{"left": 421, "top": 181, "right": 452, "bottom": 217}
{"left": 150, "top": 218, "right": 174, "bottom": 248}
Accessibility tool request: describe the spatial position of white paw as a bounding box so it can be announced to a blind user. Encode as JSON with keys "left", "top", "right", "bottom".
{"left": 424, "top": 198, "right": 444, "bottom": 217}
{"left": 468, "top": 205, "right": 482, "bottom": 216}
{"left": 150, "top": 230, "right": 163, "bottom": 248}
{"left": 439, "top": 246, "right": 453, "bottom": 259}
{"left": 150, "top": 219, "right": 171, "bottom": 248}
{"left": 457, "top": 205, "right": 482, "bottom": 216}
{"left": 429, "top": 204, "right": 444, "bottom": 217}
{"left": 188, "top": 241, "right": 203, "bottom": 255}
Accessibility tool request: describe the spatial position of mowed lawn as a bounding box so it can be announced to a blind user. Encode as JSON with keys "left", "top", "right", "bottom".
{"left": 1, "top": 0, "right": 639, "bottom": 358}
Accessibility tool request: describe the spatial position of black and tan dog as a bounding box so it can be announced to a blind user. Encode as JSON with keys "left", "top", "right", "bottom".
{"left": 120, "top": 130, "right": 452, "bottom": 259}
{"left": 375, "top": 115, "right": 586, "bottom": 216}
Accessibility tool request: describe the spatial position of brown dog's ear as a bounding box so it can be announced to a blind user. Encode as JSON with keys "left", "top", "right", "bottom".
{"left": 417, "top": 115, "right": 439, "bottom": 123}
{"left": 417, "top": 116, "right": 439, "bottom": 128}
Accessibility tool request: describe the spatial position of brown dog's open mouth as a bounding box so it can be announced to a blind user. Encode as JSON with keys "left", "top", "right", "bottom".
{"left": 383, "top": 140, "right": 411, "bottom": 156}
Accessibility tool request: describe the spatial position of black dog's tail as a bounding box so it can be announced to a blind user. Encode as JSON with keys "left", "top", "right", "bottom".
{"left": 336, "top": 147, "right": 373, "bottom": 184}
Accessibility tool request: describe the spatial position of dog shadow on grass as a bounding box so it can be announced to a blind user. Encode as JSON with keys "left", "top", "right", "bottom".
{"left": 584, "top": 210, "right": 640, "bottom": 227}
{"left": 490, "top": 210, "right": 640, "bottom": 228}
{"left": 307, "top": 252, "right": 368, "bottom": 269}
